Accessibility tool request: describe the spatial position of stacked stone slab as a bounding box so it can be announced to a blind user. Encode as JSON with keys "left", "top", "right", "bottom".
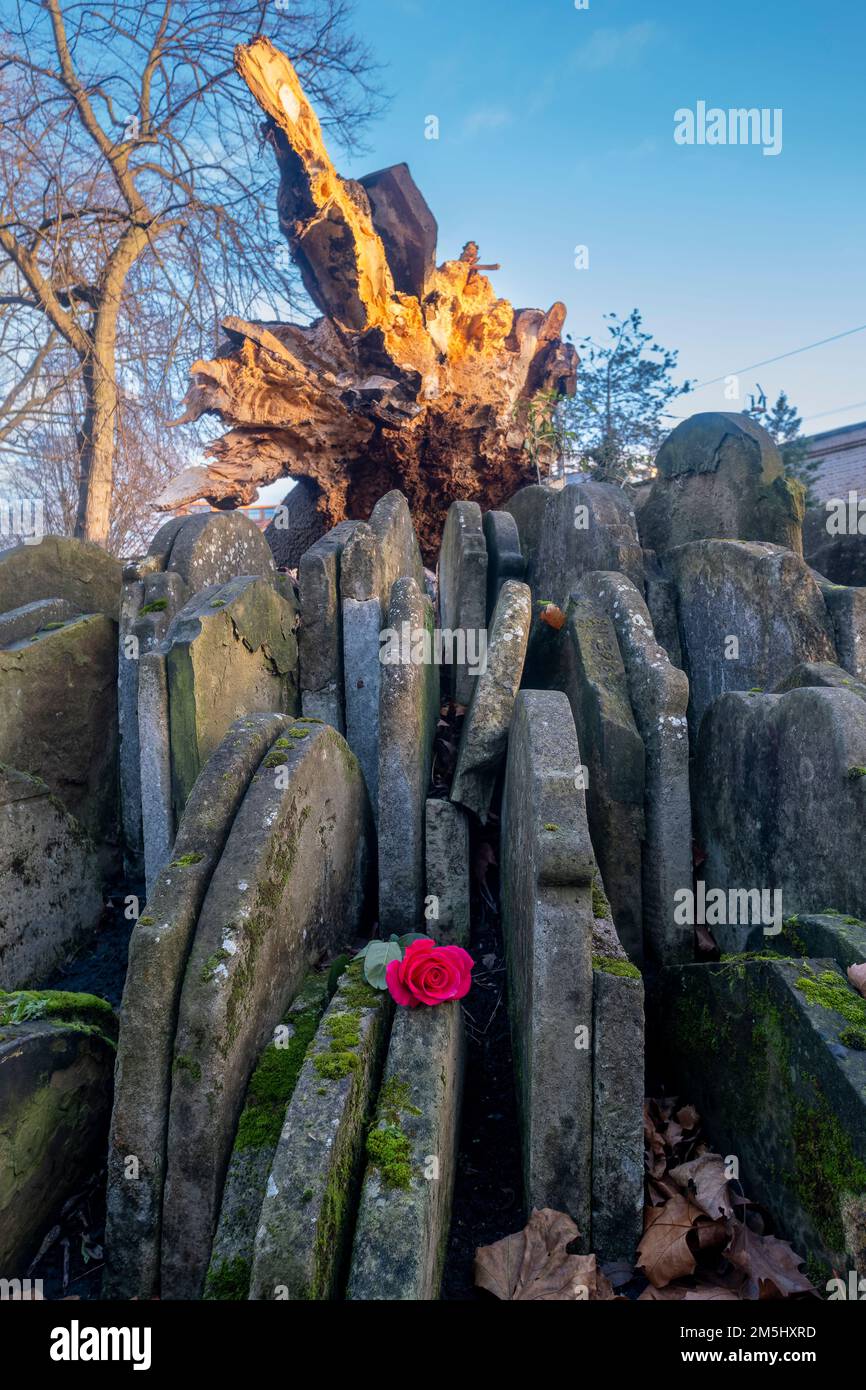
{"left": 450, "top": 579, "right": 532, "bottom": 824}
{"left": 804, "top": 504, "right": 866, "bottom": 588}
{"left": 665, "top": 540, "right": 836, "bottom": 737}
{"left": 813, "top": 572, "right": 866, "bottom": 682}
{"left": 551, "top": 591, "right": 645, "bottom": 962}
{"left": 580, "top": 573, "right": 693, "bottom": 964}
{"left": 438, "top": 500, "right": 488, "bottom": 705}
{"left": 659, "top": 955, "right": 866, "bottom": 1279}
{"left": 248, "top": 962, "right": 390, "bottom": 1300}
{"left": 341, "top": 491, "right": 425, "bottom": 809}
{"left": 638, "top": 412, "right": 804, "bottom": 558}
{"left": 378, "top": 577, "right": 438, "bottom": 933}
{"left": 105, "top": 716, "right": 371, "bottom": 1299}
{"left": 348, "top": 999, "right": 465, "bottom": 1300}
{"left": 0, "top": 535, "right": 121, "bottom": 618}
{"left": 119, "top": 511, "right": 276, "bottom": 878}
{"left": 0, "top": 992, "right": 116, "bottom": 1276}
{"left": 695, "top": 686, "right": 866, "bottom": 950}
{"left": 298, "top": 520, "right": 360, "bottom": 730}
{"left": 264, "top": 478, "right": 327, "bottom": 569}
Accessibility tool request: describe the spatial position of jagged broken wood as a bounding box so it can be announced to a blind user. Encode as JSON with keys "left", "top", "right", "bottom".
{"left": 156, "top": 37, "right": 577, "bottom": 562}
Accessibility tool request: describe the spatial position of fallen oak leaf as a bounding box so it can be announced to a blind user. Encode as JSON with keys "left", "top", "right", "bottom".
{"left": 474, "top": 1208, "right": 615, "bottom": 1301}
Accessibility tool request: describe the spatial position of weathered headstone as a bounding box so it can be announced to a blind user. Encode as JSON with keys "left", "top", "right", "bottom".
{"left": 639, "top": 412, "right": 804, "bottom": 557}
{"left": 265, "top": 478, "right": 327, "bottom": 569}
{"left": 552, "top": 591, "right": 645, "bottom": 962}
{"left": 424, "top": 799, "right": 470, "bottom": 946}
{"left": 0, "top": 535, "right": 121, "bottom": 619}
{"left": 104, "top": 713, "right": 290, "bottom": 1299}
{"left": 507, "top": 480, "right": 644, "bottom": 607}
{"left": 359, "top": 162, "right": 438, "bottom": 299}
{"left": 695, "top": 687, "right": 866, "bottom": 949}
{"left": 298, "top": 520, "right": 360, "bottom": 730}
{"left": 248, "top": 961, "right": 389, "bottom": 1300}
{"left": 775, "top": 660, "right": 866, "bottom": 703}
{"left": 160, "top": 721, "right": 371, "bottom": 1297}
{"left": 665, "top": 540, "right": 836, "bottom": 737}
{"left": 0, "top": 767, "right": 103, "bottom": 990}
{"left": 152, "top": 509, "right": 276, "bottom": 592}
{"left": 0, "top": 998, "right": 116, "bottom": 1276}
{"left": 204, "top": 971, "right": 332, "bottom": 1300}
{"left": 378, "top": 577, "right": 438, "bottom": 934}
{"left": 348, "top": 999, "right": 465, "bottom": 1300}
{"left": 591, "top": 956, "right": 644, "bottom": 1265}
{"left": 804, "top": 505, "right": 866, "bottom": 588}
{"left": 500, "top": 689, "right": 595, "bottom": 1237}
{"left": 0, "top": 612, "right": 119, "bottom": 872}
{"left": 660, "top": 957, "right": 866, "bottom": 1279}
{"left": 482, "top": 510, "right": 525, "bottom": 621}
{"left": 581, "top": 572, "right": 693, "bottom": 964}
{"left": 438, "top": 500, "right": 488, "bottom": 705}
{"left": 450, "top": 579, "right": 532, "bottom": 823}
{"left": 165, "top": 575, "right": 299, "bottom": 819}
{"left": 0, "top": 598, "right": 78, "bottom": 647}
{"left": 815, "top": 575, "right": 866, "bottom": 682}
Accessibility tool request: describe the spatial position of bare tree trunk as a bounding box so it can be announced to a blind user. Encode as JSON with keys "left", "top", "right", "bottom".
{"left": 75, "top": 346, "right": 118, "bottom": 544}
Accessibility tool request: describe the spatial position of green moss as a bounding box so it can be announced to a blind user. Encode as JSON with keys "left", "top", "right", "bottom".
{"left": 273, "top": 738, "right": 291, "bottom": 749}
{"left": 210, "top": 598, "right": 227, "bottom": 608}
{"left": 839, "top": 1025, "right": 866, "bottom": 1051}
{"left": 747, "top": 687, "right": 764, "bottom": 693}
{"left": 139, "top": 598, "right": 168, "bottom": 615}
{"left": 366, "top": 1123, "right": 412, "bottom": 1190}
{"left": 793, "top": 970, "right": 866, "bottom": 1028}
{"left": 543, "top": 823, "right": 559, "bottom": 831}
{"left": 338, "top": 959, "right": 381, "bottom": 1011}
{"left": 312, "top": 1009, "right": 363, "bottom": 1080}
{"left": 378, "top": 1076, "right": 421, "bottom": 1124}
{"left": 233, "top": 1002, "right": 321, "bottom": 1153}
{"left": 173, "top": 1053, "right": 202, "bottom": 1082}
{"left": 203, "top": 1255, "right": 250, "bottom": 1301}
{"left": 302, "top": 1188, "right": 313, "bottom": 1203}
{"left": 791, "top": 1098, "right": 866, "bottom": 1252}
{"left": 0, "top": 989, "right": 115, "bottom": 1040}
{"left": 37, "top": 620, "right": 67, "bottom": 631}
{"left": 169, "top": 851, "right": 203, "bottom": 867}
{"left": 201, "top": 947, "right": 231, "bottom": 984}
{"left": 137, "top": 915, "right": 155, "bottom": 925}
{"left": 263, "top": 751, "right": 288, "bottom": 768}
{"left": 591, "top": 880, "right": 611, "bottom": 920}
{"left": 592, "top": 954, "right": 641, "bottom": 980}
{"left": 288, "top": 728, "right": 309, "bottom": 739}
{"left": 847, "top": 766, "right": 866, "bottom": 781}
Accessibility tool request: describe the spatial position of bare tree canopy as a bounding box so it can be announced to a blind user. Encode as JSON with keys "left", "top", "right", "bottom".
{"left": 0, "top": 0, "right": 381, "bottom": 549}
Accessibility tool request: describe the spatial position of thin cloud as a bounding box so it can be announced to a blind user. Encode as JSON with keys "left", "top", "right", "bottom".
{"left": 461, "top": 106, "right": 512, "bottom": 138}
{"left": 571, "top": 21, "right": 656, "bottom": 72}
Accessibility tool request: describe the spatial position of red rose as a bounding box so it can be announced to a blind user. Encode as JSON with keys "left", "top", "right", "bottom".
{"left": 385, "top": 939, "right": 473, "bottom": 1008}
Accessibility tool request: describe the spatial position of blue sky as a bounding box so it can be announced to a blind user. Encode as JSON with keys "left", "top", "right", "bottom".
{"left": 336, "top": 0, "right": 865, "bottom": 434}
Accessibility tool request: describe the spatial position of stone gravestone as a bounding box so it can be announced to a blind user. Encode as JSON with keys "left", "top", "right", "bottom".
{"left": 551, "top": 590, "right": 645, "bottom": 963}
{"left": 639, "top": 412, "right": 804, "bottom": 557}
{"left": 813, "top": 573, "right": 866, "bottom": 682}
{"left": 482, "top": 510, "right": 525, "bottom": 621}
{"left": 378, "top": 577, "right": 438, "bottom": 935}
{"left": 298, "top": 520, "right": 360, "bottom": 730}
{"left": 0, "top": 612, "right": 119, "bottom": 874}
{"left": 804, "top": 504, "right": 866, "bottom": 588}
{"left": 666, "top": 540, "right": 836, "bottom": 737}
{"left": 0, "top": 767, "right": 103, "bottom": 990}
{"left": 104, "top": 714, "right": 290, "bottom": 1300}
{"left": 0, "top": 999, "right": 116, "bottom": 1276}
{"left": 0, "top": 535, "right": 121, "bottom": 619}
{"left": 581, "top": 572, "right": 693, "bottom": 964}
{"left": 265, "top": 478, "right": 328, "bottom": 570}
{"left": 500, "top": 689, "right": 595, "bottom": 1239}
{"left": 341, "top": 491, "right": 425, "bottom": 809}
{"left": 438, "top": 500, "right": 488, "bottom": 706}
{"left": 164, "top": 574, "right": 299, "bottom": 820}
{"left": 347, "top": 999, "right": 465, "bottom": 1300}
{"left": 424, "top": 799, "right": 470, "bottom": 946}
{"left": 695, "top": 686, "right": 866, "bottom": 950}
{"left": 450, "top": 579, "right": 532, "bottom": 823}
{"left": 160, "top": 721, "right": 371, "bottom": 1298}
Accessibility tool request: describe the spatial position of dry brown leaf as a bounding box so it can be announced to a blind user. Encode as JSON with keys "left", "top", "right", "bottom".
{"left": 639, "top": 1282, "right": 741, "bottom": 1301}
{"left": 474, "top": 1208, "right": 614, "bottom": 1301}
{"left": 847, "top": 962, "right": 866, "bottom": 999}
{"left": 539, "top": 603, "right": 566, "bottom": 630}
{"left": 723, "top": 1222, "right": 815, "bottom": 1300}
{"left": 637, "top": 1193, "right": 704, "bottom": 1287}
{"left": 676, "top": 1104, "right": 700, "bottom": 1130}
{"left": 670, "top": 1153, "right": 735, "bottom": 1220}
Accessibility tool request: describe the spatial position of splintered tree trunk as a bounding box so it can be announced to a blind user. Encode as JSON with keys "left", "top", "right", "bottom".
{"left": 156, "top": 36, "right": 578, "bottom": 563}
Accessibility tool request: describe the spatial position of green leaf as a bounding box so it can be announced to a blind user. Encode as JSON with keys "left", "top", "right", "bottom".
{"left": 362, "top": 940, "right": 402, "bottom": 990}
{"left": 397, "top": 933, "right": 431, "bottom": 949}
